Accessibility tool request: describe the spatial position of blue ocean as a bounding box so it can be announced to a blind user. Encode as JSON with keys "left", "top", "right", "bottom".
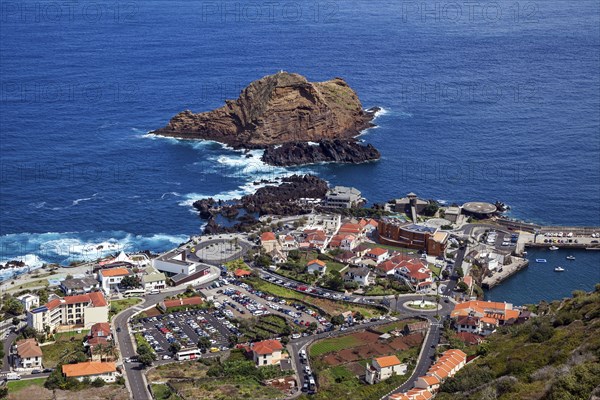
{"left": 1, "top": 0, "right": 599, "bottom": 303}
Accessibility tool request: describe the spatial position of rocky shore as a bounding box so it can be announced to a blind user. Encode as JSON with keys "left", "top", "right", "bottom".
{"left": 261, "top": 139, "right": 381, "bottom": 166}
{"left": 193, "top": 175, "right": 329, "bottom": 234}
{"left": 151, "top": 72, "right": 382, "bottom": 166}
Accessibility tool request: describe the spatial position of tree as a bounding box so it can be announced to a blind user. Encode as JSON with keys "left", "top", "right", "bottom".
{"left": 456, "top": 266, "right": 464, "bottom": 278}
{"left": 169, "top": 342, "right": 181, "bottom": 354}
{"left": 308, "top": 322, "right": 318, "bottom": 331}
{"left": 457, "top": 282, "right": 469, "bottom": 292}
{"left": 353, "top": 311, "right": 364, "bottom": 321}
{"left": 228, "top": 335, "right": 239, "bottom": 348}
{"left": 331, "top": 314, "right": 345, "bottom": 326}
{"left": 138, "top": 351, "right": 155, "bottom": 367}
{"left": 0, "top": 386, "right": 7, "bottom": 398}
{"left": 91, "top": 377, "right": 105, "bottom": 387}
{"left": 2, "top": 296, "right": 24, "bottom": 316}
{"left": 198, "top": 336, "right": 212, "bottom": 350}
{"left": 120, "top": 276, "right": 142, "bottom": 289}
{"left": 12, "top": 317, "right": 19, "bottom": 325}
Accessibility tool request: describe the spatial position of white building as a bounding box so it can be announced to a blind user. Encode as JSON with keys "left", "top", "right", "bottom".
{"left": 14, "top": 338, "right": 43, "bottom": 370}
{"left": 343, "top": 267, "right": 372, "bottom": 287}
{"left": 16, "top": 293, "right": 39, "bottom": 311}
{"left": 306, "top": 259, "right": 327, "bottom": 275}
{"left": 153, "top": 248, "right": 208, "bottom": 276}
{"left": 324, "top": 186, "right": 363, "bottom": 209}
{"left": 62, "top": 361, "right": 117, "bottom": 382}
{"left": 365, "top": 355, "right": 407, "bottom": 384}
{"left": 306, "top": 213, "right": 342, "bottom": 233}
{"left": 251, "top": 339, "right": 284, "bottom": 367}
{"left": 27, "top": 292, "right": 109, "bottom": 333}
{"left": 98, "top": 267, "right": 133, "bottom": 293}
{"left": 142, "top": 267, "right": 166, "bottom": 292}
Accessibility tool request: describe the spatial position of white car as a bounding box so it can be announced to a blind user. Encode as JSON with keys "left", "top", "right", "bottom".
{"left": 162, "top": 355, "right": 171, "bottom": 360}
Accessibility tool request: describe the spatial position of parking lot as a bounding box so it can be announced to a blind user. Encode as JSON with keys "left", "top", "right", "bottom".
{"left": 131, "top": 309, "right": 234, "bottom": 358}
{"left": 202, "top": 277, "right": 331, "bottom": 334}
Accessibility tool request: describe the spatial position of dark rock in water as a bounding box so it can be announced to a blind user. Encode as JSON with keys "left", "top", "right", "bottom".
{"left": 193, "top": 174, "right": 329, "bottom": 234}
{"left": 245, "top": 153, "right": 253, "bottom": 158}
{"left": 261, "top": 139, "right": 380, "bottom": 167}
{"left": 495, "top": 201, "right": 510, "bottom": 212}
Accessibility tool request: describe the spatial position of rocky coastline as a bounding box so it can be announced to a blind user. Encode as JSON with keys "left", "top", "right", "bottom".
{"left": 193, "top": 175, "right": 329, "bottom": 234}
{"left": 261, "top": 139, "right": 381, "bottom": 166}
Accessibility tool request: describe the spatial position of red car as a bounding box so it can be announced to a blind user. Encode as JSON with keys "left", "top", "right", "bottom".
{"left": 298, "top": 286, "right": 308, "bottom": 291}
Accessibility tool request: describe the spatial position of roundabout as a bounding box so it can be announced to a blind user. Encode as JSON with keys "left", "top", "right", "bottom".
{"left": 403, "top": 299, "right": 441, "bottom": 312}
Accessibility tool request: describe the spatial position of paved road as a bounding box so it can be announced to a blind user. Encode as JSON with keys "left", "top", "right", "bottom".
{"left": 1, "top": 331, "right": 17, "bottom": 372}
{"left": 113, "top": 291, "right": 185, "bottom": 400}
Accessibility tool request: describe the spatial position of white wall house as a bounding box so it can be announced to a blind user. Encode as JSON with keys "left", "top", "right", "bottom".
{"left": 251, "top": 340, "right": 284, "bottom": 367}
{"left": 62, "top": 361, "right": 117, "bottom": 382}
{"left": 14, "top": 339, "right": 43, "bottom": 370}
{"left": 98, "top": 267, "right": 132, "bottom": 293}
{"left": 16, "top": 294, "right": 39, "bottom": 311}
{"left": 365, "top": 355, "right": 407, "bottom": 384}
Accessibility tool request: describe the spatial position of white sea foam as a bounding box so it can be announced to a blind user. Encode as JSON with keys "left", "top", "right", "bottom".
{"left": 29, "top": 201, "right": 47, "bottom": 209}
{"left": 372, "top": 107, "right": 389, "bottom": 119}
{"left": 72, "top": 193, "right": 99, "bottom": 206}
{"left": 160, "top": 192, "right": 182, "bottom": 200}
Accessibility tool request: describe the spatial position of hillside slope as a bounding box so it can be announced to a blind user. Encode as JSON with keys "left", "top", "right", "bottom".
{"left": 437, "top": 286, "right": 600, "bottom": 400}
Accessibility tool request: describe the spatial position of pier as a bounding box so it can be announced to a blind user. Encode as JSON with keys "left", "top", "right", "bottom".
{"left": 481, "top": 258, "right": 529, "bottom": 289}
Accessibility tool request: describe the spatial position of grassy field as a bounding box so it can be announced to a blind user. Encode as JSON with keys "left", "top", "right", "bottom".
{"left": 310, "top": 335, "right": 362, "bottom": 357}
{"left": 151, "top": 384, "right": 183, "bottom": 400}
{"left": 7, "top": 378, "right": 46, "bottom": 393}
{"left": 429, "top": 264, "right": 442, "bottom": 278}
{"left": 148, "top": 356, "right": 289, "bottom": 400}
{"left": 109, "top": 297, "right": 142, "bottom": 319}
{"left": 42, "top": 330, "right": 89, "bottom": 368}
{"left": 12, "top": 278, "right": 50, "bottom": 290}
{"left": 247, "top": 277, "right": 383, "bottom": 318}
{"left": 224, "top": 258, "right": 250, "bottom": 271}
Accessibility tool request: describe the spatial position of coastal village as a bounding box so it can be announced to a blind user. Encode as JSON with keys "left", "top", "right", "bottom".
{"left": 1, "top": 180, "right": 599, "bottom": 400}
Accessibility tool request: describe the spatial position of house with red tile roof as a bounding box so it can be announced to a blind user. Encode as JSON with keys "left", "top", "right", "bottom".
{"left": 85, "top": 322, "right": 114, "bottom": 361}
{"left": 27, "top": 291, "right": 109, "bottom": 333}
{"left": 366, "top": 355, "right": 407, "bottom": 384}
{"left": 98, "top": 267, "right": 134, "bottom": 292}
{"left": 451, "top": 300, "right": 520, "bottom": 335}
{"left": 260, "top": 232, "right": 278, "bottom": 253}
{"left": 62, "top": 361, "right": 117, "bottom": 382}
{"left": 14, "top": 338, "right": 43, "bottom": 370}
{"left": 161, "top": 296, "right": 203, "bottom": 310}
{"left": 365, "top": 247, "right": 389, "bottom": 263}
{"left": 251, "top": 339, "right": 284, "bottom": 367}
{"left": 306, "top": 259, "right": 327, "bottom": 275}
{"left": 394, "top": 259, "right": 433, "bottom": 291}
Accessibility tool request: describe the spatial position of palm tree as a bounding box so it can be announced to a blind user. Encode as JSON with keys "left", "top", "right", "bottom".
{"left": 93, "top": 343, "right": 105, "bottom": 361}
{"left": 104, "top": 342, "right": 119, "bottom": 361}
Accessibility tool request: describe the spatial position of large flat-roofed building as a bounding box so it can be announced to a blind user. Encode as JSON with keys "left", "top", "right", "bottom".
{"left": 152, "top": 248, "right": 211, "bottom": 286}
{"left": 27, "top": 292, "right": 109, "bottom": 333}
{"left": 324, "top": 186, "right": 363, "bottom": 209}
{"left": 61, "top": 276, "right": 101, "bottom": 295}
{"left": 462, "top": 202, "right": 497, "bottom": 219}
{"left": 378, "top": 220, "right": 448, "bottom": 256}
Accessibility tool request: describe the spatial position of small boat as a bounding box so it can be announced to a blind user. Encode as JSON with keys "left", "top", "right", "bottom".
{"left": 535, "top": 259, "right": 547, "bottom": 263}
{"left": 566, "top": 255, "right": 575, "bottom": 260}
{"left": 549, "top": 246, "right": 559, "bottom": 251}
{"left": 554, "top": 266, "right": 565, "bottom": 272}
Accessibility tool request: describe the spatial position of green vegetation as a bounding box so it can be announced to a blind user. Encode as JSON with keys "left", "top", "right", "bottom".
{"left": 135, "top": 333, "right": 157, "bottom": 366}
{"left": 310, "top": 335, "right": 362, "bottom": 357}
{"left": 148, "top": 353, "right": 291, "bottom": 400}
{"left": 301, "top": 366, "right": 412, "bottom": 400}
{"left": 42, "top": 330, "right": 90, "bottom": 368}
{"left": 236, "top": 314, "right": 295, "bottom": 341}
{"left": 437, "top": 287, "right": 600, "bottom": 400}
{"left": 13, "top": 278, "right": 50, "bottom": 290}
{"left": 224, "top": 258, "right": 250, "bottom": 272}
{"left": 109, "top": 297, "right": 142, "bottom": 319}
{"left": 151, "top": 384, "right": 183, "bottom": 400}
{"left": 7, "top": 377, "right": 47, "bottom": 393}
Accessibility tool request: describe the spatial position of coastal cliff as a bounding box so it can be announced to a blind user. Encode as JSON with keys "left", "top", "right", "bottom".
{"left": 151, "top": 72, "right": 379, "bottom": 154}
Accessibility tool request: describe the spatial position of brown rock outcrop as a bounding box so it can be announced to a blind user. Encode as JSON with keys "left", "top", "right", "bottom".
{"left": 152, "top": 72, "right": 377, "bottom": 149}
